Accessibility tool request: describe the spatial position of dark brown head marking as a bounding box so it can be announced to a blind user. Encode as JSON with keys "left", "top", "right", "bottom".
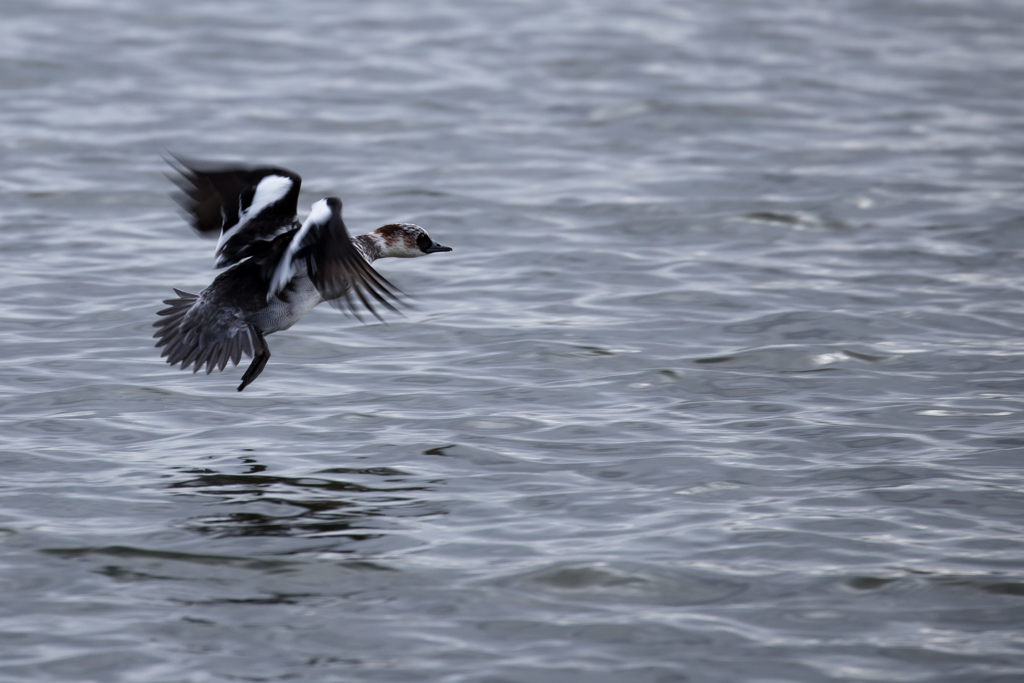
{"left": 376, "top": 224, "right": 406, "bottom": 240}
{"left": 376, "top": 223, "right": 425, "bottom": 252}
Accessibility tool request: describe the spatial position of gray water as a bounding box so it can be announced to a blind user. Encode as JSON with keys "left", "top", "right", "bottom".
{"left": 2, "top": 0, "right": 1024, "bottom": 681}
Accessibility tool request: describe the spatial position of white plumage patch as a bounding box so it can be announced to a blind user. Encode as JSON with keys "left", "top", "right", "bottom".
{"left": 268, "top": 199, "right": 333, "bottom": 301}
{"left": 215, "top": 174, "right": 294, "bottom": 260}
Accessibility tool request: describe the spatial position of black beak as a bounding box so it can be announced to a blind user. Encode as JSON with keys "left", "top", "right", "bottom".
{"left": 424, "top": 242, "right": 452, "bottom": 253}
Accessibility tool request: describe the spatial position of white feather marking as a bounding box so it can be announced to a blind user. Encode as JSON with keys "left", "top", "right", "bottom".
{"left": 215, "top": 174, "right": 293, "bottom": 257}
{"left": 268, "top": 199, "right": 332, "bottom": 301}
{"left": 353, "top": 232, "right": 386, "bottom": 262}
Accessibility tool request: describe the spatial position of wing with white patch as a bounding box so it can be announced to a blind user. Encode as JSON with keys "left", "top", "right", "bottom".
{"left": 167, "top": 156, "right": 302, "bottom": 268}
{"left": 269, "top": 197, "right": 403, "bottom": 321}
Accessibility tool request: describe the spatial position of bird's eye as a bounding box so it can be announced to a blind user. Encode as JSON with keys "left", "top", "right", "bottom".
{"left": 416, "top": 234, "right": 432, "bottom": 252}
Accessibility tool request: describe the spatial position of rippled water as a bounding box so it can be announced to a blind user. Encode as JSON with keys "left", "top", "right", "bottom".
{"left": 2, "top": 0, "right": 1024, "bottom": 681}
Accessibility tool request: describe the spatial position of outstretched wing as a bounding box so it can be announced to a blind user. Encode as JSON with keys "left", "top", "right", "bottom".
{"left": 167, "top": 156, "right": 303, "bottom": 268}
{"left": 268, "top": 197, "right": 403, "bottom": 321}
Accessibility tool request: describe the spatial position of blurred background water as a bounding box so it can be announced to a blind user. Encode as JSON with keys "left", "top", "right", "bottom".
{"left": 1, "top": 0, "right": 1024, "bottom": 681}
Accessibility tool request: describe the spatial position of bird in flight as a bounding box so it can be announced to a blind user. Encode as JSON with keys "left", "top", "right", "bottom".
{"left": 154, "top": 157, "right": 451, "bottom": 391}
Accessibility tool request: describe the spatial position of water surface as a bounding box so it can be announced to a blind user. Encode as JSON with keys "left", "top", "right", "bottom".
{"left": 1, "top": 1, "right": 1024, "bottom": 681}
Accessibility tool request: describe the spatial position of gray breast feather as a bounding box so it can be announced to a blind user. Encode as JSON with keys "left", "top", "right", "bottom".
{"left": 252, "top": 276, "right": 323, "bottom": 334}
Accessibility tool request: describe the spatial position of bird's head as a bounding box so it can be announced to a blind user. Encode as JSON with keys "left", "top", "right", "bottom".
{"left": 371, "top": 223, "right": 452, "bottom": 258}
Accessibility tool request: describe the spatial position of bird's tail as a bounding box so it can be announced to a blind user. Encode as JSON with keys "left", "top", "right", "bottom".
{"left": 154, "top": 288, "right": 263, "bottom": 378}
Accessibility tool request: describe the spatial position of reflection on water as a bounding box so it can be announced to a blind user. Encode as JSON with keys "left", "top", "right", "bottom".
{"left": 169, "top": 458, "right": 436, "bottom": 541}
